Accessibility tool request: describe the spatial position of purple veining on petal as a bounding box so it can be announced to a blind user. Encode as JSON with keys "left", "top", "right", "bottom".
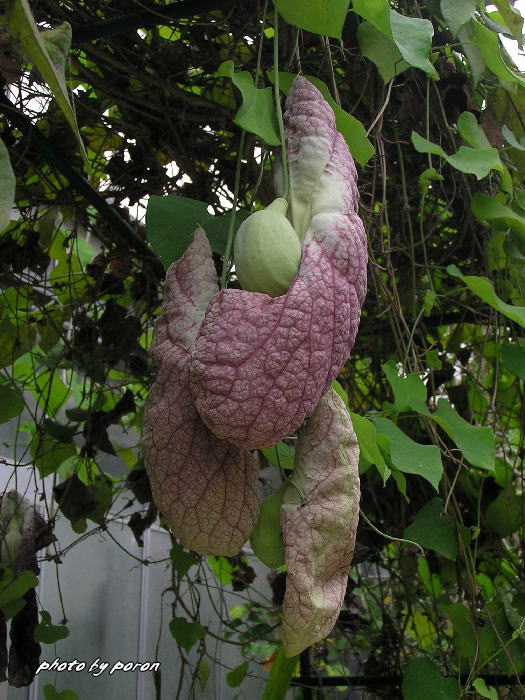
{"left": 280, "top": 388, "right": 360, "bottom": 657}
{"left": 189, "top": 77, "right": 367, "bottom": 449}
{"left": 141, "top": 230, "right": 260, "bottom": 555}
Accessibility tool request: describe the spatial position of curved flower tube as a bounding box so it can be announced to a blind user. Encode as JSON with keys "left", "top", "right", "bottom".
{"left": 280, "top": 388, "right": 360, "bottom": 657}
{"left": 190, "top": 77, "right": 367, "bottom": 450}
{"left": 141, "top": 231, "right": 260, "bottom": 555}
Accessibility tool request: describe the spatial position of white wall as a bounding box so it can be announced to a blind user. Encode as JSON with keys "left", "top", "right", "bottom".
{"left": 0, "top": 461, "right": 292, "bottom": 700}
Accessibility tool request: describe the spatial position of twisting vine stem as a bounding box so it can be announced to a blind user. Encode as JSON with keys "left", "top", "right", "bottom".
{"left": 274, "top": 7, "right": 289, "bottom": 201}
{"left": 220, "top": 130, "right": 245, "bottom": 289}
{"left": 220, "top": 0, "right": 268, "bottom": 287}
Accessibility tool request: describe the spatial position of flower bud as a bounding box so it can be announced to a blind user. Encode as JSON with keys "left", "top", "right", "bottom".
{"left": 233, "top": 198, "right": 301, "bottom": 297}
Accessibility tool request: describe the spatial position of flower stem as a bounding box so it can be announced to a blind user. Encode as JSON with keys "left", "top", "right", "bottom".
{"left": 274, "top": 8, "right": 289, "bottom": 201}
{"left": 220, "top": 130, "right": 245, "bottom": 289}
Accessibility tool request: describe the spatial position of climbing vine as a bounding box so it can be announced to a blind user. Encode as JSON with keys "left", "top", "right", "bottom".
{"left": 0, "top": 0, "right": 524, "bottom": 698}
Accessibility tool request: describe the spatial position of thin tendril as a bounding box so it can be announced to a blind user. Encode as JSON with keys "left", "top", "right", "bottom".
{"left": 359, "top": 508, "right": 425, "bottom": 554}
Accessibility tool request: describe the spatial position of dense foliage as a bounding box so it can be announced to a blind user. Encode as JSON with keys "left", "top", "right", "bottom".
{"left": 1, "top": 0, "right": 525, "bottom": 697}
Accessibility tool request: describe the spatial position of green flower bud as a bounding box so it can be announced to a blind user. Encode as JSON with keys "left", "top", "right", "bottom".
{"left": 233, "top": 198, "right": 301, "bottom": 297}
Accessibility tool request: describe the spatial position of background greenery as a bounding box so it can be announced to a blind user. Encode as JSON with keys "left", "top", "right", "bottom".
{"left": 0, "top": 0, "right": 524, "bottom": 697}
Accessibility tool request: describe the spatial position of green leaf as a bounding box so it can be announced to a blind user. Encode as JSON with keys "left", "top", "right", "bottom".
{"left": 447, "top": 264, "right": 525, "bottom": 328}
{"left": 485, "top": 487, "right": 524, "bottom": 537}
{"left": 250, "top": 484, "right": 286, "bottom": 569}
{"left": 170, "top": 541, "right": 198, "bottom": 577}
{"left": 497, "top": 589, "right": 525, "bottom": 638}
{"left": 43, "top": 685, "right": 79, "bottom": 700}
{"left": 501, "top": 342, "right": 525, "bottom": 379}
{"left": 402, "top": 657, "right": 460, "bottom": 700}
{"left": 390, "top": 10, "right": 438, "bottom": 79}
{"left": 49, "top": 255, "right": 88, "bottom": 304}
{"left": 411, "top": 132, "right": 502, "bottom": 180}
{"left": 381, "top": 360, "right": 429, "bottom": 414}
{"left": 502, "top": 124, "right": 525, "bottom": 151}
{"left": 349, "top": 412, "right": 390, "bottom": 482}
{"left": 42, "top": 418, "right": 77, "bottom": 443}
{"left": 33, "top": 370, "right": 71, "bottom": 417}
{"left": 274, "top": 72, "right": 374, "bottom": 166}
{"left": 443, "top": 602, "right": 476, "bottom": 657}
{"left": 0, "top": 569, "right": 38, "bottom": 618}
{"left": 331, "top": 379, "right": 349, "bottom": 407}
{"left": 472, "top": 678, "right": 498, "bottom": 700}
{"left": 6, "top": 4, "right": 88, "bottom": 168}
{"left": 417, "top": 557, "right": 443, "bottom": 597}
{"left": 169, "top": 617, "right": 206, "bottom": 652}
{"left": 261, "top": 647, "right": 298, "bottom": 700}
{"left": 418, "top": 168, "right": 443, "bottom": 194}
{"left": 457, "top": 111, "right": 492, "bottom": 149}
{"left": 471, "top": 17, "right": 525, "bottom": 88}
{"left": 440, "top": 0, "right": 476, "bottom": 36}
{"left": 226, "top": 660, "right": 249, "bottom": 688}
{"left": 352, "top": 0, "right": 391, "bottom": 36}
{"left": 457, "top": 22, "right": 486, "bottom": 86}
{"left": 146, "top": 194, "right": 248, "bottom": 269}
{"left": 471, "top": 192, "right": 525, "bottom": 240}
{"left": 86, "top": 474, "right": 113, "bottom": 524}
{"left": 484, "top": 9, "right": 514, "bottom": 36}
{"left": 197, "top": 659, "right": 210, "bottom": 691}
{"left": 0, "top": 384, "right": 24, "bottom": 423}
{"left": 322, "top": 662, "right": 351, "bottom": 691}
{"left": 433, "top": 398, "right": 495, "bottom": 471}
{"left": 357, "top": 22, "right": 410, "bottom": 83}
{"left": 0, "top": 320, "right": 37, "bottom": 369}
{"left": 275, "top": 0, "right": 350, "bottom": 38}
{"left": 34, "top": 610, "right": 69, "bottom": 644}
{"left": 0, "top": 598, "right": 27, "bottom": 620}
{"left": 218, "top": 61, "right": 280, "bottom": 145}
{"left": 404, "top": 498, "right": 459, "bottom": 559}
{"left": 229, "top": 604, "right": 249, "bottom": 620}
{"left": 390, "top": 468, "right": 407, "bottom": 496}
{"left": 374, "top": 417, "right": 443, "bottom": 490}
{"left": 31, "top": 432, "right": 77, "bottom": 478}
{"left": 261, "top": 442, "right": 295, "bottom": 470}
{"left": 207, "top": 555, "right": 234, "bottom": 585}
{"left": 493, "top": 1, "right": 524, "bottom": 45}
{"left": 0, "top": 137, "right": 16, "bottom": 234}
{"left": 423, "top": 288, "right": 438, "bottom": 316}
{"left": 74, "top": 233, "right": 95, "bottom": 267}
{"left": 425, "top": 349, "right": 442, "bottom": 370}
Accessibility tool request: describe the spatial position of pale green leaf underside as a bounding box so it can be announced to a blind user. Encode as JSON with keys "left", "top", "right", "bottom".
{"left": 218, "top": 60, "right": 280, "bottom": 145}
{"left": 275, "top": 0, "right": 350, "bottom": 39}
{"left": 440, "top": 0, "right": 477, "bottom": 36}
{"left": 411, "top": 131, "right": 501, "bottom": 180}
{"left": 357, "top": 22, "right": 410, "bottom": 83}
{"left": 7, "top": 0, "right": 88, "bottom": 168}
{"left": 374, "top": 417, "right": 443, "bottom": 490}
{"left": 448, "top": 264, "right": 525, "bottom": 328}
{"left": 471, "top": 192, "right": 525, "bottom": 240}
{"left": 353, "top": 2, "right": 437, "bottom": 78}
{"left": 0, "top": 137, "right": 16, "bottom": 234}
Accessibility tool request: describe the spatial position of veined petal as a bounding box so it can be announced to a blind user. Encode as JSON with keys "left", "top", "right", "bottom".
{"left": 280, "top": 388, "right": 360, "bottom": 657}
{"left": 190, "top": 78, "right": 367, "bottom": 449}
{"left": 142, "top": 231, "right": 260, "bottom": 555}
